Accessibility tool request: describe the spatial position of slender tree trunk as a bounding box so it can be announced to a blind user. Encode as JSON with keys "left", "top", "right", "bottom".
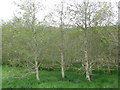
{"left": 61, "top": 52, "right": 65, "bottom": 78}
{"left": 84, "top": 1, "right": 90, "bottom": 81}
{"left": 60, "top": 29, "right": 65, "bottom": 79}
{"left": 33, "top": 23, "right": 40, "bottom": 80}
{"left": 84, "top": 33, "right": 91, "bottom": 81}
{"left": 33, "top": 29, "right": 40, "bottom": 80}
{"left": 85, "top": 51, "right": 90, "bottom": 81}
{"left": 84, "top": 23, "right": 91, "bottom": 81}
{"left": 59, "top": 1, "right": 65, "bottom": 79}
{"left": 35, "top": 57, "right": 40, "bottom": 80}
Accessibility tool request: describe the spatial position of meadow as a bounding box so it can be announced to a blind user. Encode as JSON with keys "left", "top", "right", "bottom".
{"left": 2, "top": 65, "right": 118, "bottom": 88}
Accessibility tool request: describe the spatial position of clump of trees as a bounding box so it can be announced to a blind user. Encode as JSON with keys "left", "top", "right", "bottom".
{"left": 2, "top": 0, "right": 118, "bottom": 81}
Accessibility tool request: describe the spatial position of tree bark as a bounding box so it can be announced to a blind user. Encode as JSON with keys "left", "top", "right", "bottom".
{"left": 35, "top": 57, "right": 40, "bottom": 80}
{"left": 84, "top": 3, "right": 90, "bottom": 81}
{"left": 85, "top": 51, "right": 90, "bottom": 81}
{"left": 59, "top": 1, "right": 65, "bottom": 79}
{"left": 61, "top": 52, "right": 65, "bottom": 78}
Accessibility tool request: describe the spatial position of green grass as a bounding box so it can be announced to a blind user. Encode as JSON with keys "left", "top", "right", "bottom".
{"left": 2, "top": 65, "right": 118, "bottom": 88}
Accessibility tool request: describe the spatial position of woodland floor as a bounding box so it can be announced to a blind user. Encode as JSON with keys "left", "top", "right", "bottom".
{"left": 1, "top": 65, "right": 118, "bottom": 88}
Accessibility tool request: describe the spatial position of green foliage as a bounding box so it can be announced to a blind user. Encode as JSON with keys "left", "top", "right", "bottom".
{"left": 2, "top": 18, "right": 118, "bottom": 70}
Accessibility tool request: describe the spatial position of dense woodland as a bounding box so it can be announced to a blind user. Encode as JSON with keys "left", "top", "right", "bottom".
{"left": 1, "top": 0, "right": 119, "bottom": 88}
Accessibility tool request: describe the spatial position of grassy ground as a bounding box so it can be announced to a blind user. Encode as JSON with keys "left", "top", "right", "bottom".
{"left": 2, "top": 65, "right": 118, "bottom": 88}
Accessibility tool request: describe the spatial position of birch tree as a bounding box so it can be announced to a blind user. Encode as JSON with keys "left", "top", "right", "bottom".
{"left": 59, "top": 1, "right": 65, "bottom": 78}
{"left": 46, "top": 0, "right": 69, "bottom": 78}
{"left": 15, "top": 0, "right": 43, "bottom": 80}
{"left": 70, "top": 0, "right": 97, "bottom": 81}
{"left": 56, "top": 1, "right": 66, "bottom": 79}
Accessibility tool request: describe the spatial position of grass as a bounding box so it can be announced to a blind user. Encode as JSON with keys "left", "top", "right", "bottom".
{"left": 2, "top": 65, "right": 118, "bottom": 88}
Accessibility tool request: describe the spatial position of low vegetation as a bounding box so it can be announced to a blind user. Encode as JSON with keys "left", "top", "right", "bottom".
{"left": 2, "top": 65, "right": 118, "bottom": 88}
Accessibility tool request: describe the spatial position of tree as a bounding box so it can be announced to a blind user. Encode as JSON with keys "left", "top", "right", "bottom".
{"left": 46, "top": 0, "right": 70, "bottom": 78}
{"left": 70, "top": 0, "right": 97, "bottom": 81}
{"left": 68, "top": 0, "right": 116, "bottom": 81}
{"left": 15, "top": 0, "right": 43, "bottom": 80}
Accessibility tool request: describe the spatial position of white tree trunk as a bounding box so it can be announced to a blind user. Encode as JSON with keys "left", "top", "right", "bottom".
{"left": 61, "top": 52, "right": 65, "bottom": 78}
{"left": 85, "top": 62, "right": 90, "bottom": 81}
{"left": 35, "top": 57, "right": 40, "bottom": 80}
{"left": 85, "top": 51, "right": 90, "bottom": 81}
